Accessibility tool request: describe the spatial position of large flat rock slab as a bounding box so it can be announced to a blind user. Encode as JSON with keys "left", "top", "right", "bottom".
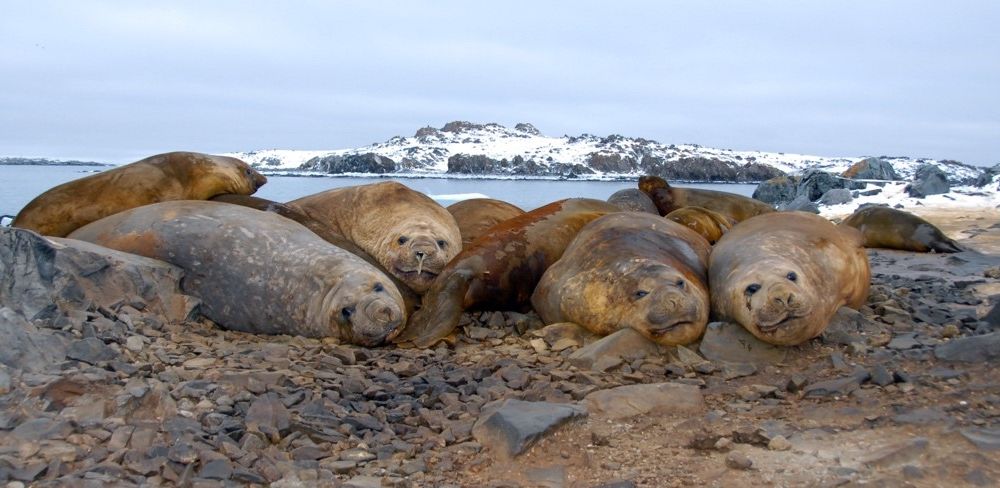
{"left": 472, "top": 399, "right": 587, "bottom": 459}
{"left": 583, "top": 382, "right": 705, "bottom": 419}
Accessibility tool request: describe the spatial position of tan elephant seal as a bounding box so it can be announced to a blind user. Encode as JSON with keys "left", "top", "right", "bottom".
{"left": 709, "top": 211, "right": 870, "bottom": 346}
{"left": 446, "top": 198, "right": 525, "bottom": 247}
{"left": 840, "top": 205, "right": 962, "bottom": 253}
{"left": 394, "top": 198, "right": 621, "bottom": 347}
{"left": 13, "top": 151, "right": 266, "bottom": 237}
{"left": 638, "top": 175, "right": 774, "bottom": 222}
{"left": 532, "top": 212, "right": 711, "bottom": 346}
{"left": 288, "top": 181, "right": 462, "bottom": 294}
{"left": 665, "top": 206, "right": 737, "bottom": 244}
{"left": 606, "top": 188, "right": 659, "bottom": 214}
{"left": 68, "top": 201, "right": 405, "bottom": 346}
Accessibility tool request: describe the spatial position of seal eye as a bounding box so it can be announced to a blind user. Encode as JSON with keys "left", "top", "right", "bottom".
{"left": 245, "top": 168, "right": 253, "bottom": 176}
{"left": 786, "top": 271, "right": 798, "bottom": 282}
{"left": 436, "top": 239, "right": 447, "bottom": 247}
{"left": 634, "top": 290, "right": 649, "bottom": 299}
{"left": 745, "top": 284, "right": 761, "bottom": 295}
{"left": 397, "top": 236, "right": 408, "bottom": 245}
{"left": 341, "top": 306, "right": 354, "bottom": 319}
{"left": 373, "top": 283, "right": 384, "bottom": 292}
{"left": 675, "top": 279, "right": 685, "bottom": 289}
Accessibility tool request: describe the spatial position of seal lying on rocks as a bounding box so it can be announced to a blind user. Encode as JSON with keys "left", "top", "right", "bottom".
{"left": 68, "top": 201, "right": 405, "bottom": 346}
{"left": 709, "top": 211, "right": 870, "bottom": 346}
{"left": 394, "top": 198, "right": 621, "bottom": 347}
{"left": 665, "top": 206, "right": 737, "bottom": 245}
{"left": 533, "top": 212, "right": 711, "bottom": 345}
{"left": 288, "top": 181, "right": 462, "bottom": 294}
{"left": 446, "top": 198, "right": 525, "bottom": 247}
{"left": 639, "top": 175, "right": 775, "bottom": 222}
{"left": 13, "top": 151, "right": 266, "bottom": 237}
{"left": 840, "top": 205, "right": 962, "bottom": 253}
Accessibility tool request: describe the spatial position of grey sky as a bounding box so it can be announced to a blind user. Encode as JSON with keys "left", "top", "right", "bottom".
{"left": 2, "top": 1, "right": 998, "bottom": 165}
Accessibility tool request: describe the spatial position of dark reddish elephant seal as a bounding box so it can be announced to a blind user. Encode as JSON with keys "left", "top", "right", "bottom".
{"left": 606, "top": 188, "right": 659, "bottom": 214}
{"left": 13, "top": 151, "right": 266, "bottom": 237}
{"left": 288, "top": 181, "right": 462, "bottom": 294}
{"left": 532, "top": 212, "right": 711, "bottom": 345}
{"left": 709, "top": 212, "right": 870, "bottom": 346}
{"left": 840, "top": 206, "right": 962, "bottom": 253}
{"left": 446, "top": 198, "right": 525, "bottom": 247}
{"left": 394, "top": 198, "right": 621, "bottom": 347}
{"left": 638, "top": 175, "right": 774, "bottom": 222}
{"left": 68, "top": 201, "right": 405, "bottom": 346}
{"left": 665, "top": 206, "right": 736, "bottom": 244}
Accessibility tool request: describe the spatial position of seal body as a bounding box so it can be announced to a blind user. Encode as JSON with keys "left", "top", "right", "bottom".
{"left": 639, "top": 175, "right": 774, "bottom": 222}
{"left": 210, "top": 194, "right": 420, "bottom": 314}
{"left": 13, "top": 152, "right": 266, "bottom": 237}
{"left": 533, "top": 212, "right": 711, "bottom": 345}
{"left": 606, "top": 188, "right": 659, "bottom": 214}
{"left": 289, "top": 181, "right": 462, "bottom": 294}
{"left": 68, "top": 201, "right": 405, "bottom": 346}
{"left": 665, "top": 206, "right": 737, "bottom": 244}
{"left": 841, "top": 206, "right": 962, "bottom": 253}
{"left": 394, "top": 198, "right": 621, "bottom": 347}
{"left": 709, "top": 212, "right": 870, "bottom": 346}
{"left": 446, "top": 198, "right": 525, "bottom": 247}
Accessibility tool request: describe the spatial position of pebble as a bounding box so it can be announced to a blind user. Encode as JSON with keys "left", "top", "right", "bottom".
{"left": 767, "top": 435, "right": 791, "bottom": 451}
{"left": 725, "top": 451, "right": 753, "bottom": 470}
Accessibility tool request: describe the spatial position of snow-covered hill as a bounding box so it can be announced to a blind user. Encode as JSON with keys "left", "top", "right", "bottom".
{"left": 226, "top": 121, "right": 987, "bottom": 183}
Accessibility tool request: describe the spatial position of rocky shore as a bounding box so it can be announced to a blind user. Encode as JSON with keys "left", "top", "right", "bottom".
{"left": 2, "top": 208, "right": 1000, "bottom": 487}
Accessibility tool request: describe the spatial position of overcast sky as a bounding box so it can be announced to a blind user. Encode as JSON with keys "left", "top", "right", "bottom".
{"left": 2, "top": 1, "right": 998, "bottom": 165}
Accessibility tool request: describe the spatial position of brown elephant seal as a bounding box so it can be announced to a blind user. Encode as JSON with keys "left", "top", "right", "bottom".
{"left": 68, "top": 201, "right": 405, "bottom": 346}
{"left": 532, "top": 212, "right": 711, "bottom": 345}
{"left": 446, "top": 198, "right": 525, "bottom": 247}
{"left": 288, "top": 181, "right": 462, "bottom": 294}
{"left": 210, "top": 194, "right": 421, "bottom": 314}
{"left": 840, "top": 205, "right": 962, "bottom": 253}
{"left": 394, "top": 198, "right": 621, "bottom": 347}
{"left": 13, "top": 151, "right": 266, "bottom": 237}
{"left": 606, "top": 188, "right": 659, "bottom": 214}
{"left": 709, "top": 212, "right": 870, "bottom": 346}
{"left": 665, "top": 206, "right": 736, "bottom": 244}
{"left": 638, "top": 175, "right": 775, "bottom": 222}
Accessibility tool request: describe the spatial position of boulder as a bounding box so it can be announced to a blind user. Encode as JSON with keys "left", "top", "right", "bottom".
{"left": 753, "top": 176, "right": 799, "bottom": 205}
{"left": 569, "top": 328, "right": 668, "bottom": 371}
{"left": 842, "top": 157, "right": 899, "bottom": 180}
{"left": 778, "top": 195, "right": 820, "bottom": 214}
{"left": 974, "top": 165, "right": 1000, "bottom": 188}
{"left": 0, "top": 307, "right": 70, "bottom": 373}
{"left": 818, "top": 188, "right": 854, "bottom": 206}
{"left": 907, "top": 164, "right": 950, "bottom": 198}
{"left": 934, "top": 332, "right": 1000, "bottom": 362}
{"left": 698, "top": 322, "right": 787, "bottom": 366}
{"left": 302, "top": 153, "right": 396, "bottom": 174}
{"left": 472, "top": 399, "right": 586, "bottom": 459}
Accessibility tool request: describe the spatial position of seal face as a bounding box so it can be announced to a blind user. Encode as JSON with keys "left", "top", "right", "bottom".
{"left": 68, "top": 201, "right": 405, "bottom": 346}
{"left": 709, "top": 212, "right": 870, "bottom": 346}
{"left": 606, "top": 189, "right": 659, "bottom": 214}
{"left": 638, "top": 175, "right": 774, "bottom": 222}
{"left": 665, "top": 206, "right": 736, "bottom": 244}
{"left": 840, "top": 205, "right": 962, "bottom": 253}
{"left": 13, "top": 151, "right": 266, "bottom": 237}
{"left": 446, "top": 198, "right": 525, "bottom": 247}
{"left": 394, "top": 198, "right": 621, "bottom": 347}
{"left": 288, "top": 181, "right": 462, "bottom": 294}
{"left": 533, "top": 212, "right": 711, "bottom": 346}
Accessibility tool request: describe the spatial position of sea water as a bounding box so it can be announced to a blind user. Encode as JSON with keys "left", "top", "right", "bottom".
{"left": 0, "top": 165, "right": 757, "bottom": 218}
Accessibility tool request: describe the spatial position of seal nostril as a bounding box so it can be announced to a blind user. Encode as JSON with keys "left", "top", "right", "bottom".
{"left": 415, "top": 251, "right": 425, "bottom": 258}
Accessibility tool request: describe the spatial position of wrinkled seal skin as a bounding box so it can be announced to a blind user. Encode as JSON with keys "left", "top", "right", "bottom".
{"left": 532, "top": 212, "right": 711, "bottom": 346}
{"left": 638, "top": 175, "right": 774, "bottom": 222}
{"left": 394, "top": 198, "right": 621, "bottom": 347}
{"left": 446, "top": 198, "right": 525, "bottom": 247}
{"left": 288, "top": 181, "right": 462, "bottom": 294}
{"left": 665, "top": 206, "right": 737, "bottom": 245}
{"left": 13, "top": 151, "right": 266, "bottom": 237}
{"left": 709, "top": 212, "right": 870, "bottom": 346}
{"left": 606, "top": 188, "right": 659, "bottom": 214}
{"left": 841, "top": 206, "right": 962, "bottom": 253}
{"left": 68, "top": 201, "right": 405, "bottom": 346}
{"left": 210, "top": 194, "right": 421, "bottom": 314}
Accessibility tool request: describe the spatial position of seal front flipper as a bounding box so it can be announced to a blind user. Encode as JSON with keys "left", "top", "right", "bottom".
{"left": 393, "top": 270, "right": 472, "bottom": 348}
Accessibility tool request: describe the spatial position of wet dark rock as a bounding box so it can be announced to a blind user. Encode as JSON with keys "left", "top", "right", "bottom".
{"left": 934, "top": 332, "right": 1000, "bottom": 362}
{"left": 472, "top": 399, "right": 586, "bottom": 459}
{"left": 699, "top": 322, "right": 787, "bottom": 366}
{"left": 906, "top": 164, "right": 950, "bottom": 198}
{"left": 66, "top": 337, "right": 118, "bottom": 365}
{"left": 583, "top": 383, "right": 704, "bottom": 419}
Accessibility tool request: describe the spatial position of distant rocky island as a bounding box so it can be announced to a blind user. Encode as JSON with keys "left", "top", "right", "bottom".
{"left": 0, "top": 157, "right": 109, "bottom": 166}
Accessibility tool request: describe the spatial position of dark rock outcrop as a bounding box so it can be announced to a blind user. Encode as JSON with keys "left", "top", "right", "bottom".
{"left": 906, "top": 164, "right": 950, "bottom": 198}
{"left": 587, "top": 153, "right": 638, "bottom": 173}
{"left": 798, "top": 170, "right": 866, "bottom": 201}
{"left": 447, "top": 154, "right": 593, "bottom": 177}
{"left": 640, "top": 157, "right": 783, "bottom": 182}
{"left": 842, "top": 157, "right": 899, "bottom": 180}
{"left": 302, "top": 153, "right": 396, "bottom": 174}
{"left": 753, "top": 176, "right": 800, "bottom": 205}
{"left": 514, "top": 123, "right": 541, "bottom": 135}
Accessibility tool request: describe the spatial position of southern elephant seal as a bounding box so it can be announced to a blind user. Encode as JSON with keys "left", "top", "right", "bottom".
{"left": 532, "top": 212, "right": 711, "bottom": 345}
{"left": 68, "top": 201, "right": 405, "bottom": 346}
{"left": 665, "top": 206, "right": 737, "bottom": 244}
{"left": 288, "top": 181, "right": 462, "bottom": 294}
{"left": 606, "top": 188, "right": 659, "bottom": 214}
{"left": 394, "top": 198, "right": 621, "bottom": 347}
{"left": 446, "top": 198, "right": 525, "bottom": 247}
{"left": 13, "top": 151, "right": 266, "bottom": 237}
{"left": 709, "top": 211, "right": 870, "bottom": 346}
{"left": 638, "top": 175, "right": 775, "bottom": 222}
{"left": 840, "top": 205, "right": 962, "bottom": 253}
